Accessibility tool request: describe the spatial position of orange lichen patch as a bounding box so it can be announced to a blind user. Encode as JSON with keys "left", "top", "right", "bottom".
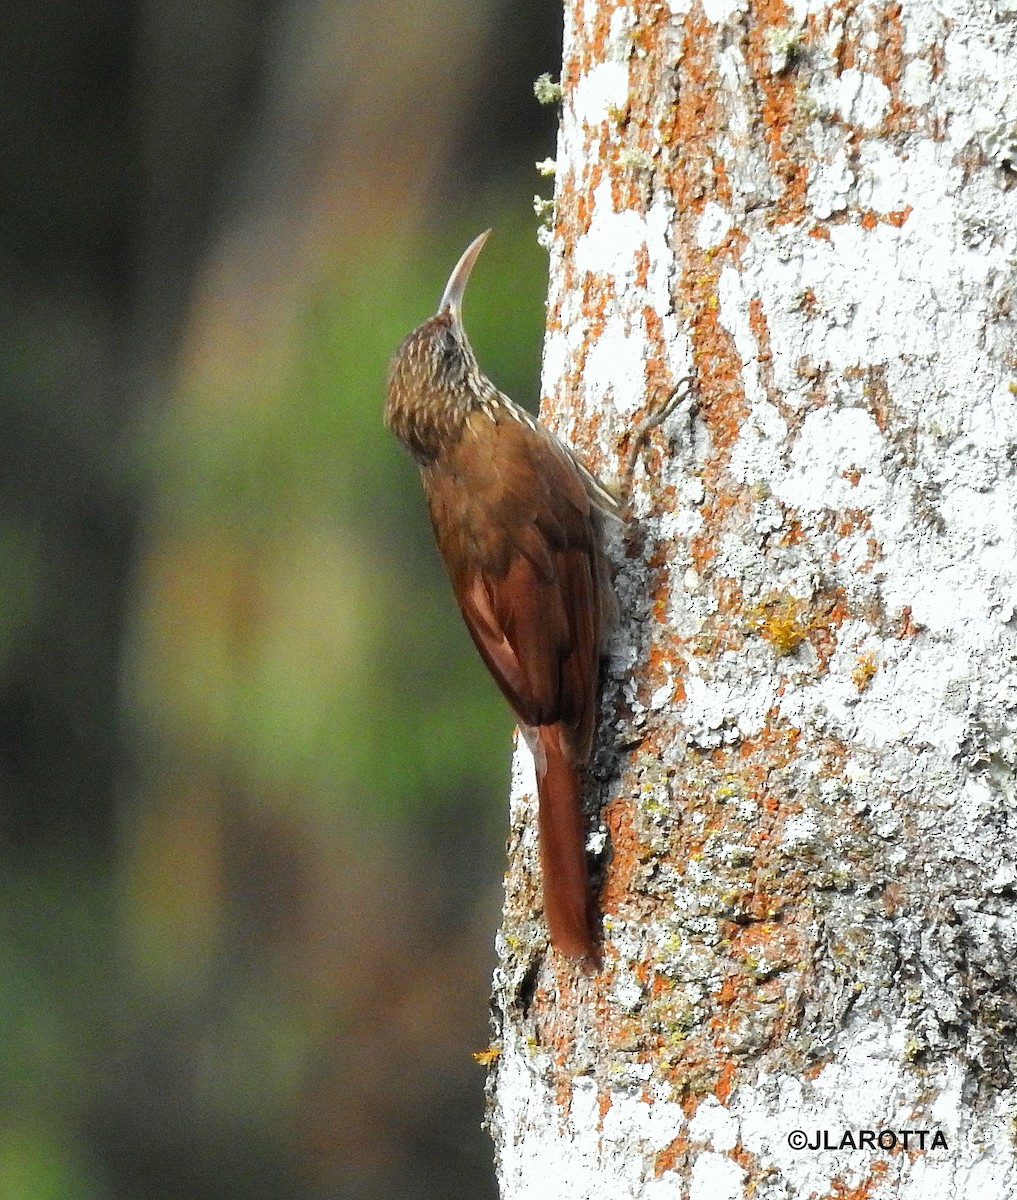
{"left": 643, "top": 10, "right": 753, "bottom": 591}
{"left": 859, "top": 205, "right": 913, "bottom": 230}
{"left": 708, "top": 970, "right": 772, "bottom": 1041}
{"left": 632, "top": 636, "right": 688, "bottom": 714}
{"left": 611, "top": 143, "right": 636, "bottom": 213}
{"left": 691, "top": 324, "right": 750, "bottom": 450}
{"left": 809, "top": 224, "right": 832, "bottom": 240}
{"left": 646, "top": 639, "right": 676, "bottom": 678}
{"left": 688, "top": 529, "right": 714, "bottom": 576}
{"left": 695, "top": 580, "right": 757, "bottom": 657}
{"left": 579, "top": 390, "right": 611, "bottom": 441}
{"left": 824, "top": 1162, "right": 891, "bottom": 1200}
{"left": 835, "top": 508, "right": 871, "bottom": 536}
{"left": 633, "top": 958, "right": 656, "bottom": 992}
{"left": 648, "top": 970, "right": 675, "bottom": 1001}
{"left": 708, "top": 971, "right": 737, "bottom": 1010}
{"left": 713, "top": 156, "right": 733, "bottom": 207}
{"left": 693, "top": 723, "right": 803, "bottom": 835}
{"left": 691, "top": 618, "right": 749, "bottom": 660}
{"left": 644, "top": 638, "right": 688, "bottom": 702}
{"left": 587, "top": 0, "right": 628, "bottom": 65}
{"left": 561, "top": 4, "right": 609, "bottom": 94}
{"left": 797, "top": 357, "right": 827, "bottom": 390}
{"left": 714, "top": 1058, "right": 738, "bottom": 1104}
{"left": 641, "top": 536, "right": 676, "bottom": 624}
{"left": 574, "top": 162, "right": 602, "bottom": 236}
{"left": 569, "top": 5, "right": 671, "bottom": 216}
{"left": 580, "top": 271, "right": 613, "bottom": 340}
{"left": 635, "top": 244, "right": 651, "bottom": 290}
{"left": 874, "top": 0, "right": 907, "bottom": 85}
{"left": 740, "top": 882, "right": 790, "bottom": 924}
{"left": 642, "top": 306, "right": 672, "bottom": 386}
{"left": 741, "top": 0, "right": 811, "bottom": 225}
{"left": 724, "top": 226, "right": 751, "bottom": 266}
{"left": 602, "top": 796, "right": 647, "bottom": 908}
{"left": 780, "top": 518, "right": 805, "bottom": 546}
{"left": 659, "top": 11, "right": 722, "bottom": 219}
{"left": 748, "top": 298, "right": 772, "bottom": 366}
{"left": 842, "top": 465, "right": 863, "bottom": 486}
{"left": 649, "top": 587, "right": 671, "bottom": 626}
{"left": 630, "top": 13, "right": 662, "bottom": 57}
{"left": 654, "top": 1132, "right": 690, "bottom": 1176}
{"left": 747, "top": 295, "right": 798, "bottom": 423}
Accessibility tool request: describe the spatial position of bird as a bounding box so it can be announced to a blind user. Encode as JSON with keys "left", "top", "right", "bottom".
{"left": 384, "top": 230, "right": 619, "bottom": 968}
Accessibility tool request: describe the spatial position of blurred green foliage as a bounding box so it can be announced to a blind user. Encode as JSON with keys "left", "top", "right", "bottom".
{"left": 0, "top": 0, "right": 562, "bottom": 1196}
{"left": 117, "top": 218, "right": 549, "bottom": 1198}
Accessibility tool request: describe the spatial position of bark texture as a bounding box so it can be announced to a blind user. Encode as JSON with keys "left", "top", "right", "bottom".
{"left": 489, "top": 0, "right": 1017, "bottom": 1196}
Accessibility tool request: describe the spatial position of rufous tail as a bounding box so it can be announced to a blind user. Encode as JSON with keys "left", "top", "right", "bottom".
{"left": 535, "top": 724, "right": 600, "bottom": 969}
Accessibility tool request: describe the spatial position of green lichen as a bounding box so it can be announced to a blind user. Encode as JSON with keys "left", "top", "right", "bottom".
{"left": 533, "top": 73, "right": 562, "bottom": 104}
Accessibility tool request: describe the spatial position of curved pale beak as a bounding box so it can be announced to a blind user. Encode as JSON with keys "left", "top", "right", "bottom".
{"left": 438, "top": 229, "right": 491, "bottom": 319}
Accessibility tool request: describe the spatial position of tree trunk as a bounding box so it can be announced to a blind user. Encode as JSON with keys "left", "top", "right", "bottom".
{"left": 488, "top": 0, "right": 1017, "bottom": 1195}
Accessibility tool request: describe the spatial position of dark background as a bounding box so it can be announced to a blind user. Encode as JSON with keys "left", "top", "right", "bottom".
{"left": 0, "top": 2, "right": 561, "bottom": 1196}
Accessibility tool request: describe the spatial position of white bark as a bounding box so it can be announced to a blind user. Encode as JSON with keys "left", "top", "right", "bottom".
{"left": 490, "top": 0, "right": 1017, "bottom": 1196}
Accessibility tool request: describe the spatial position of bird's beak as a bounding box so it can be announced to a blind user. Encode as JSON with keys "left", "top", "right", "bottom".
{"left": 438, "top": 229, "right": 491, "bottom": 320}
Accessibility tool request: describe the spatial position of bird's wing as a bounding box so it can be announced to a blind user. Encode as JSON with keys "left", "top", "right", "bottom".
{"left": 426, "top": 411, "right": 604, "bottom": 760}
